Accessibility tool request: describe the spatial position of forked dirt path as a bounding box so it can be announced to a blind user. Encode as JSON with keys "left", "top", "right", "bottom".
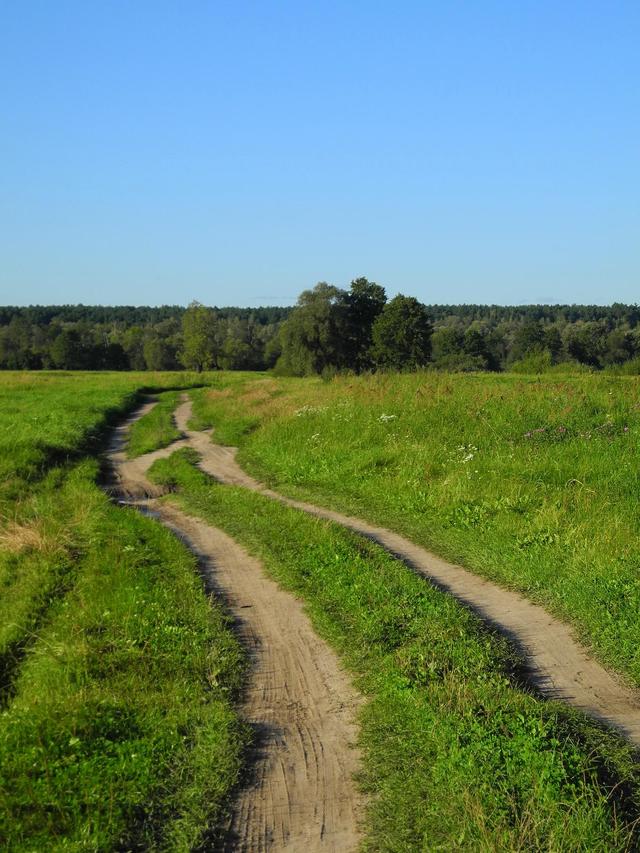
{"left": 170, "top": 397, "right": 640, "bottom": 747}
{"left": 105, "top": 400, "right": 363, "bottom": 852}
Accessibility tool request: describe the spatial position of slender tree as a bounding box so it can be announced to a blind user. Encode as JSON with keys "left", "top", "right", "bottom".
{"left": 180, "top": 301, "right": 218, "bottom": 371}
{"left": 342, "top": 277, "right": 387, "bottom": 371}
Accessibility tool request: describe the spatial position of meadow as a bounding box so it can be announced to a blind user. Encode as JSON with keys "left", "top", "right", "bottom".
{"left": 150, "top": 447, "right": 640, "bottom": 851}
{"left": 189, "top": 371, "right": 640, "bottom": 688}
{"left": 3, "top": 369, "right": 640, "bottom": 850}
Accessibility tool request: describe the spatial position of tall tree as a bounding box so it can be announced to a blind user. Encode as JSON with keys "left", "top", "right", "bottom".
{"left": 275, "top": 283, "right": 347, "bottom": 375}
{"left": 180, "top": 301, "right": 218, "bottom": 372}
{"left": 563, "top": 321, "right": 607, "bottom": 367}
{"left": 509, "top": 321, "right": 545, "bottom": 363}
{"left": 342, "top": 277, "right": 386, "bottom": 371}
{"left": 50, "top": 329, "right": 86, "bottom": 369}
{"left": 371, "top": 295, "right": 433, "bottom": 369}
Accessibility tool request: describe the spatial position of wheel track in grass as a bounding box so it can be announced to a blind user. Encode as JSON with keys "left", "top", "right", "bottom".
{"left": 167, "top": 395, "right": 640, "bottom": 747}
{"left": 105, "top": 398, "right": 363, "bottom": 852}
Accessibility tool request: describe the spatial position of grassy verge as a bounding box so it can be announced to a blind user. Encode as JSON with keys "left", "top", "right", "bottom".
{"left": 127, "top": 390, "right": 183, "bottom": 457}
{"left": 0, "top": 371, "right": 204, "bottom": 507}
{"left": 0, "top": 373, "right": 199, "bottom": 699}
{"left": 150, "top": 449, "right": 640, "bottom": 851}
{"left": 188, "top": 372, "right": 640, "bottom": 688}
{"left": 0, "top": 465, "right": 101, "bottom": 706}
{"left": 0, "top": 372, "right": 248, "bottom": 850}
{"left": 0, "top": 462, "right": 247, "bottom": 852}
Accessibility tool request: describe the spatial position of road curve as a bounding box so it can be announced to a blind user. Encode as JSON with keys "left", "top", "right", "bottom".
{"left": 105, "top": 399, "right": 364, "bottom": 852}
{"left": 172, "top": 397, "right": 640, "bottom": 747}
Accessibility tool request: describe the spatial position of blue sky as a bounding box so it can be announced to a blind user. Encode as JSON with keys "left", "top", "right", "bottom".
{"left": 1, "top": 1, "right": 638, "bottom": 307}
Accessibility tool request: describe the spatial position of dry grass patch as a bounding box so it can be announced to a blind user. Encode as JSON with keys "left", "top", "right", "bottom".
{"left": 0, "top": 518, "right": 58, "bottom": 555}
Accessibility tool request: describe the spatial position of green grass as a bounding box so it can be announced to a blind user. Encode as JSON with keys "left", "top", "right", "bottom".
{"left": 0, "top": 465, "right": 101, "bottom": 706}
{"left": 127, "top": 390, "right": 183, "bottom": 457}
{"left": 0, "top": 371, "right": 204, "bottom": 507}
{"left": 0, "top": 372, "right": 247, "bottom": 850}
{"left": 0, "top": 372, "right": 201, "bottom": 696}
{"left": 189, "top": 371, "right": 640, "bottom": 689}
{"left": 150, "top": 448, "right": 640, "bottom": 851}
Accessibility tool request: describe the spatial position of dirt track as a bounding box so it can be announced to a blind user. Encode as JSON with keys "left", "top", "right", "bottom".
{"left": 170, "top": 397, "right": 640, "bottom": 747}
{"left": 106, "top": 400, "right": 363, "bottom": 852}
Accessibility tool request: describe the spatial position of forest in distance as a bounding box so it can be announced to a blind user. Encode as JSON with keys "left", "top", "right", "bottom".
{"left": 2, "top": 278, "right": 640, "bottom": 375}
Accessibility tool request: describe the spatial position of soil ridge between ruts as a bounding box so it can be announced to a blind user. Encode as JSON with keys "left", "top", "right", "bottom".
{"left": 105, "top": 397, "right": 364, "bottom": 853}
{"left": 169, "top": 395, "right": 640, "bottom": 747}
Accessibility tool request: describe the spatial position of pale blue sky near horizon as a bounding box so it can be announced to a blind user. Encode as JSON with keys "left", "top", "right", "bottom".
{"left": 1, "top": 1, "right": 638, "bottom": 308}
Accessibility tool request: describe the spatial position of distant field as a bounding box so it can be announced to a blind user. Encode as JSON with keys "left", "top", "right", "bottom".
{"left": 190, "top": 371, "right": 640, "bottom": 687}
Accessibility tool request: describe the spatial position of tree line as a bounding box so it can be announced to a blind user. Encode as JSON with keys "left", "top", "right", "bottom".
{"left": 0, "top": 305, "right": 288, "bottom": 371}
{"left": 1, "top": 284, "right": 640, "bottom": 373}
{"left": 270, "top": 282, "right": 640, "bottom": 375}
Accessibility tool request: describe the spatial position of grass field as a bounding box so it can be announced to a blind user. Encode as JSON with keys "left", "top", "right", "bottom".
{"left": 189, "top": 371, "right": 640, "bottom": 689}
{"left": 150, "top": 447, "right": 640, "bottom": 851}
{"left": 0, "top": 372, "right": 246, "bottom": 851}
{"left": 4, "top": 369, "right": 640, "bottom": 850}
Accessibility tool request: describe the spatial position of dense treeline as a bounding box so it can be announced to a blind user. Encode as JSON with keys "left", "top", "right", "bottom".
{"left": 1, "top": 288, "right": 640, "bottom": 372}
{"left": 428, "top": 303, "right": 640, "bottom": 325}
{"left": 0, "top": 304, "right": 289, "bottom": 371}
{"left": 271, "top": 282, "right": 640, "bottom": 375}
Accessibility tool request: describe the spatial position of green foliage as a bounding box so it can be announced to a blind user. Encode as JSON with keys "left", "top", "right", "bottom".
{"left": 342, "top": 277, "right": 387, "bottom": 371}
{"left": 276, "top": 278, "right": 391, "bottom": 375}
{"left": 509, "top": 350, "right": 554, "bottom": 373}
{"left": 431, "top": 352, "right": 489, "bottom": 372}
{"left": 0, "top": 305, "right": 288, "bottom": 372}
{"left": 370, "top": 294, "right": 433, "bottom": 369}
{"left": 143, "top": 335, "right": 179, "bottom": 370}
{"left": 49, "top": 328, "right": 85, "bottom": 369}
{"left": 180, "top": 301, "right": 219, "bottom": 372}
{"left": 149, "top": 450, "right": 640, "bottom": 851}
{"left": 275, "top": 282, "right": 347, "bottom": 376}
{"left": 4, "top": 299, "right": 640, "bottom": 373}
{"left": 607, "top": 356, "right": 640, "bottom": 375}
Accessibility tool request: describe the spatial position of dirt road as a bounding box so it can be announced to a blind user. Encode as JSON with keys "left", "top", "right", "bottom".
{"left": 105, "top": 400, "right": 363, "bottom": 852}
{"left": 171, "top": 397, "right": 640, "bottom": 747}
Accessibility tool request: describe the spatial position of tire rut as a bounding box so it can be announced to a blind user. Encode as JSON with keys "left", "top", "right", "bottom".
{"left": 105, "top": 399, "right": 364, "bottom": 852}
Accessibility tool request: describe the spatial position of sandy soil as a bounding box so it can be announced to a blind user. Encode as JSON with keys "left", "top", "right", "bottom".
{"left": 105, "top": 399, "right": 364, "bottom": 852}
{"left": 104, "top": 399, "right": 190, "bottom": 499}
{"left": 171, "top": 396, "right": 640, "bottom": 747}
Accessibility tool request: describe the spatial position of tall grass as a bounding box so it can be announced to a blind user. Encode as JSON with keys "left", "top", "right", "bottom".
{"left": 189, "top": 372, "right": 640, "bottom": 687}
{"left": 150, "top": 448, "right": 640, "bottom": 852}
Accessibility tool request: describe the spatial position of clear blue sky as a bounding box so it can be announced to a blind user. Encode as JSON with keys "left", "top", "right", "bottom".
{"left": 1, "top": 1, "right": 638, "bottom": 307}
